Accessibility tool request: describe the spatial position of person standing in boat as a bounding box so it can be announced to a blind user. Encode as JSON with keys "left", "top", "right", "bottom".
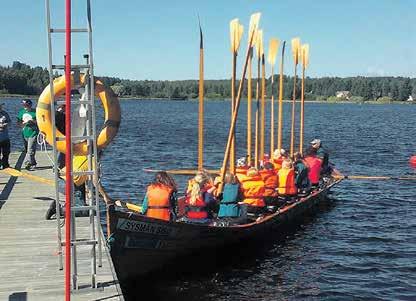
{"left": 310, "top": 139, "right": 330, "bottom": 175}
{"left": 0, "top": 103, "right": 11, "bottom": 169}
{"left": 277, "top": 159, "right": 298, "bottom": 202}
{"left": 303, "top": 148, "right": 322, "bottom": 189}
{"left": 239, "top": 167, "right": 266, "bottom": 217}
{"left": 293, "top": 152, "right": 310, "bottom": 195}
{"left": 141, "top": 171, "right": 177, "bottom": 222}
{"left": 17, "top": 99, "right": 39, "bottom": 170}
{"left": 183, "top": 171, "right": 217, "bottom": 224}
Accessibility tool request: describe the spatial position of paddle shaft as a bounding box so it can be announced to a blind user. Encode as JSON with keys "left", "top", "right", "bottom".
{"left": 198, "top": 23, "right": 204, "bottom": 170}
{"left": 260, "top": 54, "right": 266, "bottom": 161}
{"left": 335, "top": 175, "right": 416, "bottom": 181}
{"left": 270, "top": 65, "right": 274, "bottom": 155}
{"left": 254, "top": 56, "right": 260, "bottom": 168}
{"left": 290, "top": 64, "right": 297, "bottom": 157}
{"left": 277, "top": 41, "right": 286, "bottom": 151}
{"left": 230, "top": 51, "right": 237, "bottom": 174}
{"left": 247, "top": 50, "right": 253, "bottom": 164}
{"left": 300, "top": 64, "right": 305, "bottom": 154}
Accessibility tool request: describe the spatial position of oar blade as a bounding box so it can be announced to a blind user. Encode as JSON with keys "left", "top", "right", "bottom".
{"left": 267, "top": 38, "right": 280, "bottom": 66}
{"left": 230, "top": 18, "right": 239, "bottom": 53}
{"left": 301, "top": 44, "right": 310, "bottom": 69}
{"left": 255, "top": 29, "right": 264, "bottom": 58}
{"left": 248, "top": 12, "right": 261, "bottom": 46}
{"left": 291, "top": 37, "right": 301, "bottom": 65}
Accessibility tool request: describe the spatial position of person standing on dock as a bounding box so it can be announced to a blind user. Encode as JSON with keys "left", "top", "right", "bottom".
{"left": 0, "top": 103, "right": 11, "bottom": 169}
{"left": 17, "top": 99, "right": 39, "bottom": 170}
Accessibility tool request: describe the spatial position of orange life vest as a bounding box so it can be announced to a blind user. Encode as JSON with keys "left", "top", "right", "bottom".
{"left": 272, "top": 157, "right": 284, "bottom": 172}
{"left": 146, "top": 184, "right": 173, "bottom": 221}
{"left": 185, "top": 192, "right": 208, "bottom": 219}
{"left": 278, "top": 168, "right": 297, "bottom": 196}
{"left": 304, "top": 156, "right": 322, "bottom": 185}
{"left": 239, "top": 174, "right": 266, "bottom": 207}
{"left": 259, "top": 169, "right": 278, "bottom": 197}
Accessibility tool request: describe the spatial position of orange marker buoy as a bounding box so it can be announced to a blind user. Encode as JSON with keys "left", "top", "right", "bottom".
{"left": 410, "top": 155, "right": 416, "bottom": 168}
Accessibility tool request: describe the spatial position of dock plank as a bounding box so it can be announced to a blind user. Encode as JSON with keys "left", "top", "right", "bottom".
{"left": 0, "top": 152, "right": 124, "bottom": 300}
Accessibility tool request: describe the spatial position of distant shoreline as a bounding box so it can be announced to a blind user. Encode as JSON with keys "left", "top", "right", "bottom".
{"left": 0, "top": 94, "right": 414, "bottom": 105}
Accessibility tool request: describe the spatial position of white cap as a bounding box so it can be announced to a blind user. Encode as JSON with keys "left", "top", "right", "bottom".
{"left": 310, "top": 139, "right": 321, "bottom": 146}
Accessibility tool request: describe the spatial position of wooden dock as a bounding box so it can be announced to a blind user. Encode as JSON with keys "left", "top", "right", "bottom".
{"left": 0, "top": 152, "right": 124, "bottom": 301}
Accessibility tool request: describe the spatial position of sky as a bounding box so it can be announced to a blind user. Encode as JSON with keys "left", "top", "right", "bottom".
{"left": 0, "top": 0, "right": 415, "bottom": 80}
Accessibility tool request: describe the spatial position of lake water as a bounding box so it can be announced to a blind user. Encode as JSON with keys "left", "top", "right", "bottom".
{"left": 3, "top": 98, "right": 416, "bottom": 300}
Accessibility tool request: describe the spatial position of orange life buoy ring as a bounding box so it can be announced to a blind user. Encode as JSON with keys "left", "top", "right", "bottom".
{"left": 36, "top": 73, "right": 121, "bottom": 155}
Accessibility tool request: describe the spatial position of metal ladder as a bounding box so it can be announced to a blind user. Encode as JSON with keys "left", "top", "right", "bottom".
{"left": 45, "top": 0, "right": 102, "bottom": 290}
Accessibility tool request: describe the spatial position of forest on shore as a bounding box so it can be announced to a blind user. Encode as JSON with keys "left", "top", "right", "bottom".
{"left": 1, "top": 61, "right": 415, "bottom": 102}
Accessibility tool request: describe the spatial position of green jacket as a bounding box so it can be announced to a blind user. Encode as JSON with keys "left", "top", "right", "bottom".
{"left": 17, "top": 108, "right": 39, "bottom": 138}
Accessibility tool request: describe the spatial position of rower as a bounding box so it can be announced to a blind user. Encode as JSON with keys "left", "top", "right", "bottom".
{"left": 277, "top": 159, "right": 297, "bottom": 204}
{"left": 271, "top": 148, "right": 287, "bottom": 172}
{"left": 259, "top": 162, "right": 279, "bottom": 207}
{"left": 217, "top": 173, "right": 245, "bottom": 224}
{"left": 141, "top": 171, "right": 177, "bottom": 221}
{"left": 239, "top": 167, "right": 266, "bottom": 218}
{"left": 310, "top": 139, "right": 330, "bottom": 175}
{"left": 304, "top": 147, "right": 322, "bottom": 189}
{"left": 294, "top": 152, "right": 311, "bottom": 196}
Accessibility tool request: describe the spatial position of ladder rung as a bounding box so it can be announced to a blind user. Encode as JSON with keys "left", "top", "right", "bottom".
{"left": 56, "top": 135, "right": 93, "bottom": 142}
{"left": 71, "top": 205, "right": 96, "bottom": 212}
{"left": 50, "top": 28, "right": 88, "bottom": 33}
{"left": 52, "top": 64, "right": 90, "bottom": 70}
{"left": 56, "top": 100, "right": 92, "bottom": 105}
{"left": 61, "top": 239, "right": 98, "bottom": 247}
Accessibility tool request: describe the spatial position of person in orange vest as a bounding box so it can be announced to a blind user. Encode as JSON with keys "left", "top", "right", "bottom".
{"left": 259, "top": 162, "right": 278, "bottom": 206}
{"left": 303, "top": 147, "right": 322, "bottom": 189}
{"left": 239, "top": 167, "right": 266, "bottom": 216}
{"left": 141, "top": 171, "right": 178, "bottom": 221}
{"left": 235, "top": 156, "right": 249, "bottom": 180}
{"left": 277, "top": 159, "right": 297, "bottom": 201}
{"left": 271, "top": 148, "right": 287, "bottom": 172}
{"left": 183, "top": 171, "right": 217, "bottom": 223}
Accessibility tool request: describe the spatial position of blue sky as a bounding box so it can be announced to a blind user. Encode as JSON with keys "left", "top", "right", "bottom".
{"left": 0, "top": 0, "right": 415, "bottom": 80}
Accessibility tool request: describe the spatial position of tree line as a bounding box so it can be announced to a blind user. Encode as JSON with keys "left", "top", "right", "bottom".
{"left": 1, "top": 61, "right": 416, "bottom": 102}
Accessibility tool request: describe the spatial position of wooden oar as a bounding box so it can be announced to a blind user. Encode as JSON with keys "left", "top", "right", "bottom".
{"left": 247, "top": 47, "right": 253, "bottom": 164}
{"left": 218, "top": 12, "right": 261, "bottom": 193}
{"left": 290, "top": 37, "right": 300, "bottom": 157}
{"left": 230, "top": 19, "right": 244, "bottom": 174}
{"left": 1, "top": 167, "right": 54, "bottom": 185}
{"left": 254, "top": 29, "right": 263, "bottom": 168}
{"left": 260, "top": 51, "right": 266, "bottom": 161}
{"left": 198, "top": 17, "right": 204, "bottom": 170}
{"left": 277, "top": 41, "right": 286, "bottom": 151}
{"left": 268, "top": 38, "right": 279, "bottom": 155}
{"left": 299, "top": 43, "right": 309, "bottom": 154}
{"left": 334, "top": 175, "right": 416, "bottom": 181}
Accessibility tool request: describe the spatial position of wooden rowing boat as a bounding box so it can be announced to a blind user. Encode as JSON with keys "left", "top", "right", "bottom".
{"left": 106, "top": 177, "right": 342, "bottom": 281}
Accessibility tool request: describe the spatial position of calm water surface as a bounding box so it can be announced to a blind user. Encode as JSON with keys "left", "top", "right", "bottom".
{"left": 3, "top": 99, "right": 416, "bottom": 300}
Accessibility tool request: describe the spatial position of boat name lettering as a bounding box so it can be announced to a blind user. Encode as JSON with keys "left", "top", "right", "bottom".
{"left": 117, "top": 218, "right": 176, "bottom": 236}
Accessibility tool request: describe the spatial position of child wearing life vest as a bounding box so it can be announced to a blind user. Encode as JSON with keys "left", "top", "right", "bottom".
{"left": 259, "top": 162, "right": 279, "bottom": 207}
{"left": 218, "top": 173, "right": 242, "bottom": 219}
{"left": 141, "top": 171, "right": 177, "bottom": 221}
{"left": 294, "top": 152, "right": 311, "bottom": 195}
{"left": 277, "top": 159, "right": 297, "bottom": 198}
{"left": 183, "top": 171, "right": 217, "bottom": 223}
{"left": 239, "top": 167, "right": 266, "bottom": 216}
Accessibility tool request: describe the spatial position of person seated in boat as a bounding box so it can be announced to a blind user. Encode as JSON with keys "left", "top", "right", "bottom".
{"left": 217, "top": 173, "right": 245, "bottom": 223}
{"left": 303, "top": 147, "right": 322, "bottom": 189}
{"left": 277, "top": 159, "right": 298, "bottom": 204}
{"left": 310, "top": 139, "right": 331, "bottom": 175}
{"left": 260, "top": 153, "right": 270, "bottom": 169}
{"left": 183, "top": 171, "right": 217, "bottom": 223}
{"left": 294, "top": 152, "right": 311, "bottom": 196}
{"left": 259, "top": 162, "right": 279, "bottom": 208}
{"left": 141, "top": 171, "right": 178, "bottom": 221}
{"left": 236, "top": 156, "right": 249, "bottom": 179}
{"left": 271, "top": 148, "right": 288, "bottom": 172}
{"left": 239, "top": 167, "right": 266, "bottom": 217}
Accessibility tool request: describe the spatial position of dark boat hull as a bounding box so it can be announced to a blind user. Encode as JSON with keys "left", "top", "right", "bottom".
{"left": 107, "top": 179, "right": 341, "bottom": 281}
